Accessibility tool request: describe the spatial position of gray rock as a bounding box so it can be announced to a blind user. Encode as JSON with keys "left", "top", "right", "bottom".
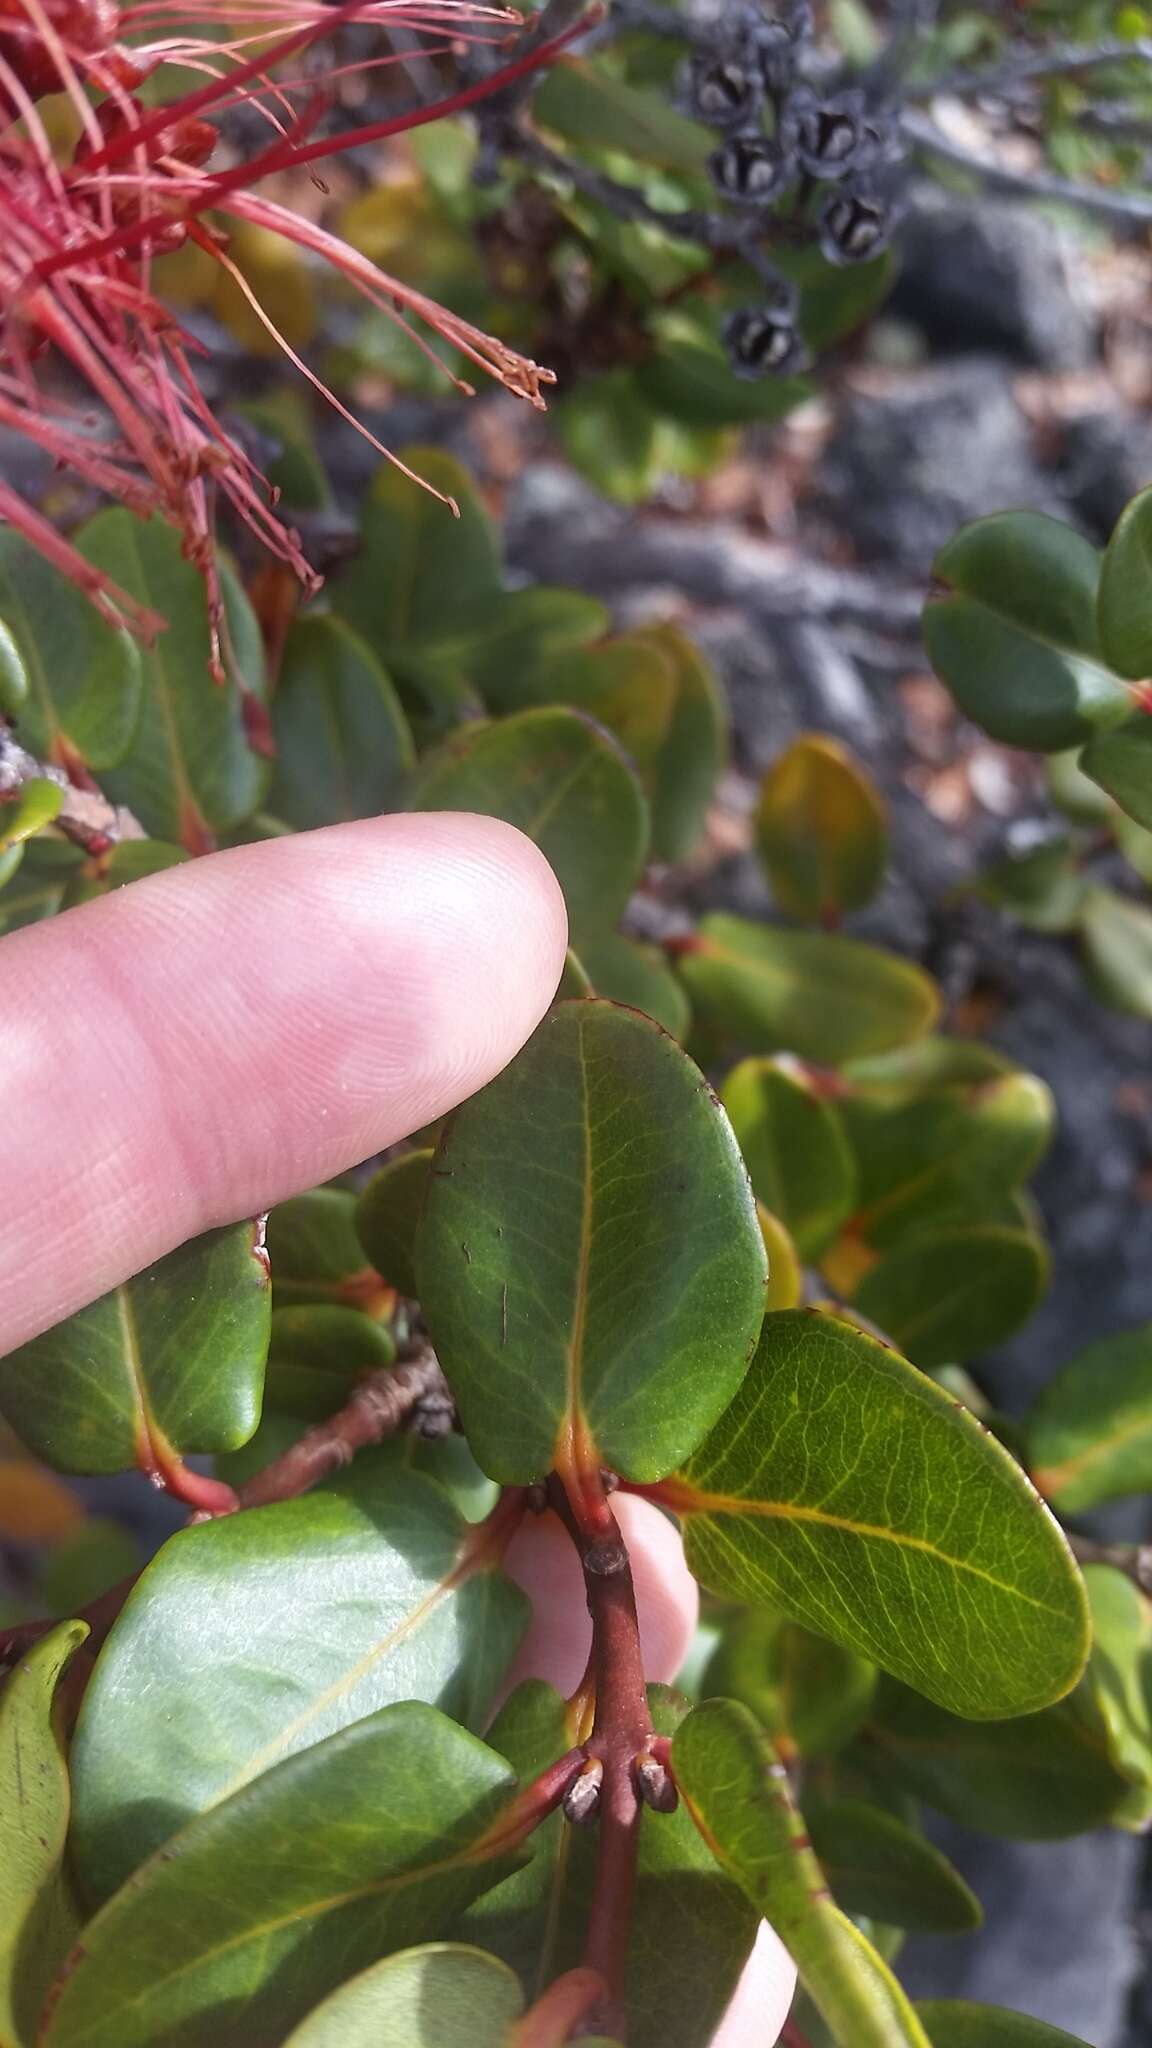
{"left": 891, "top": 194, "right": 1097, "bottom": 372}
{"left": 1058, "top": 407, "right": 1152, "bottom": 543}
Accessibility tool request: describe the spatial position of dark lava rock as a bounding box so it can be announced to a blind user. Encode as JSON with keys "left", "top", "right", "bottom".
{"left": 1057, "top": 406, "right": 1152, "bottom": 543}
{"left": 891, "top": 194, "right": 1097, "bottom": 372}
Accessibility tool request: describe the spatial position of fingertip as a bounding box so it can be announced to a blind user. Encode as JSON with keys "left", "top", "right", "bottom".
{"left": 710, "top": 1922, "right": 797, "bottom": 2047}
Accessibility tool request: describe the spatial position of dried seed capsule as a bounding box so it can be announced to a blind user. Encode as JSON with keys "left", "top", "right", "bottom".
{"left": 563, "top": 1758, "right": 603, "bottom": 1825}
{"left": 724, "top": 303, "right": 808, "bottom": 380}
{"left": 786, "top": 87, "right": 869, "bottom": 180}
{"left": 687, "top": 54, "right": 761, "bottom": 128}
{"left": 710, "top": 133, "right": 791, "bottom": 205}
{"left": 820, "top": 190, "right": 890, "bottom": 265}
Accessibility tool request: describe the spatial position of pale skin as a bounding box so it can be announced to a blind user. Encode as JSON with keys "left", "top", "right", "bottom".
{"left": 0, "top": 811, "right": 796, "bottom": 2043}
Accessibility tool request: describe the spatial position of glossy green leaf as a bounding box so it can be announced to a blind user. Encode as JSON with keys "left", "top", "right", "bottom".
{"left": 678, "top": 914, "right": 939, "bottom": 1064}
{"left": 634, "top": 624, "right": 727, "bottom": 863}
{"left": 842, "top": 1036, "right": 1014, "bottom": 1103}
{"left": 1026, "top": 1322, "right": 1152, "bottom": 1511}
{"left": 418, "top": 1000, "right": 766, "bottom": 1483}
{"left": 759, "top": 1207, "right": 804, "bottom": 1311}
{"left": 266, "top": 1188, "right": 389, "bottom": 1315}
{"left": 1098, "top": 483, "right": 1152, "bottom": 678}
{"left": 487, "top": 635, "right": 676, "bottom": 775}
{"left": 838, "top": 1072, "right": 1053, "bottom": 1253}
{"left": 462, "top": 1684, "right": 758, "bottom": 2048}
{"left": 668, "top": 1309, "right": 1088, "bottom": 1717}
{"left": 0, "top": 1621, "right": 87, "bottom": 2048}
{"left": 463, "top": 587, "right": 611, "bottom": 709}
{"left": 0, "top": 530, "right": 141, "bottom": 770}
{"left": 916, "top": 2003, "right": 1090, "bottom": 2046}
{"left": 702, "top": 1609, "right": 876, "bottom": 1761}
{"left": 1080, "top": 717, "right": 1152, "bottom": 830}
{"left": 1078, "top": 885, "right": 1152, "bottom": 1017}
{"left": 756, "top": 736, "right": 888, "bottom": 920}
{"left": 672, "top": 1699, "right": 930, "bottom": 2048}
{"left": 850, "top": 1225, "right": 1049, "bottom": 1367}
{"left": 81, "top": 512, "right": 266, "bottom": 848}
{"left": 1080, "top": 1564, "right": 1152, "bottom": 1825}
{"left": 264, "top": 1304, "right": 396, "bottom": 1420}
{"left": 0, "top": 1222, "right": 269, "bottom": 1475}
{"left": 924, "top": 513, "right": 1129, "bottom": 750}
{"left": 410, "top": 708, "right": 649, "bottom": 949}
{"left": 868, "top": 1670, "right": 1141, "bottom": 1838}
{"left": 535, "top": 59, "right": 711, "bottom": 175}
{"left": 577, "top": 930, "right": 691, "bottom": 1040}
{"left": 804, "top": 1800, "right": 981, "bottom": 1933}
{"left": 356, "top": 1150, "right": 432, "bottom": 1299}
{"left": 44, "top": 1704, "right": 523, "bottom": 2048}
{"left": 268, "top": 615, "right": 413, "bottom": 829}
{"left": 0, "top": 779, "right": 61, "bottom": 855}
{"left": 638, "top": 313, "right": 810, "bottom": 428}
{"left": 58, "top": 839, "right": 189, "bottom": 908}
{"left": 71, "top": 1471, "right": 526, "bottom": 1900}
{"left": 722, "top": 1056, "right": 857, "bottom": 1259}
{"left": 282, "top": 1943, "right": 524, "bottom": 2047}
{"left": 334, "top": 448, "right": 501, "bottom": 663}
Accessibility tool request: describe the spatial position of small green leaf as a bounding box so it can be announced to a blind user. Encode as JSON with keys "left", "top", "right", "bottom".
{"left": 924, "top": 513, "right": 1129, "bottom": 750}
{"left": 668, "top": 1309, "right": 1089, "bottom": 1717}
{"left": 702, "top": 1609, "right": 875, "bottom": 1761}
{"left": 71, "top": 1472, "right": 526, "bottom": 1901}
{"left": 419, "top": 1001, "right": 765, "bottom": 1484}
{"left": 1048, "top": 747, "right": 1116, "bottom": 822}
{"left": 333, "top": 448, "right": 502, "bottom": 663}
{"left": 1080, "top": 1564, "right": 1152, "bottom": 1824}
{"left": 759, "top": 1207, "right": 804, "bottom": 1311}
{"left": 842, "top": 1035, "right": 1014, "bottom": 1102}
{"left": 756, "top": 736, "right": 888, "bottom": 920}
{"left": 677, "top": 914, "right": 940, "bottom": 1064}
{"left": 0, "top": 531, "right": 142, "bottom": 770}
{"left": 464, "top": 588, "right": 611, "bottom": 709}
{"left": 916, "top": 2003, "right": 1091, "bottom": 2046}
{"left": 975, "top": 839, "right": 1089, "bottom": 933}
{"left": 485, "top": 635, "right": 676, "bottom": 776}
{"left": 557, "top": 372, "right": 663, "bottom": 506}
{"left": 44, "top": 1705, "right": 523, "bottom": 2048}
{"left": 0, "top": 779, "right": 62, "bottom": 855}
{"left": 268, "top": 615, "right": 413, "bottom": 828}
{"left": 356, "top": 1150, "right": 432, "bottom": 1299}
{"left": 1080, "top": 717, "right": 1152, "bottom": 830}
{"left": 850, "top": 1225, "right": 1048, "bottom": 1366}
{"left": 264, "top": 1305, "right": 396, "bottom": 1420}
{"left": 0, "top": 1621, "right": 88, "bottom": 2047}
{"left": 1098, "top": 483, "right": 1152, "bottom": 679}
{"left": 1026, "top": 1322, "right": 1152, "bottom": 1511}
{"left": 37, "top": 1519, "right": 140, "bottom": 1618}
{"left": 672, "top": 1699, "right": 931, "bottom": 2048}
{"left": 638, "top": 313, "right": 810, "bottom": 429}
{"left": 578, "top": 929, "right": 691, "bottom": 1039}
{"left": 282, "top": 1944, "right": 524, "bottom": 2047}
{"left": 634, "top": 624, "right": 728, "bottom": 863}
{"left": 0, "top": 1222, "right": 269, "bottom": 1475}
{"left": 266, "top": 1188, "right": 389, "bottom": 1315}
{"left": 535, "top": 59, "right": 711, "bottom": 175}
{"left": 723, "top": 1057, "right": 857, "bottom": 1259}
{"left": 410, "top": 708, "right": 650, "bottom": 949}
{"left": 1078, "top": 885, "right": 1152, "bottom": 1016}
{"left": 804, "top": 1799, "right": 982, "bottom": 1933}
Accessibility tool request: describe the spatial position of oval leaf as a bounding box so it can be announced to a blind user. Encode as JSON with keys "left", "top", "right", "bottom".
{"left": 43, "top": 1705, "right": 522, "bottom": 2048}
{"left": 0, "top": 1222, "right": 269, "bottom": 1476}
{"left": 264, "top": 1305, "right": 396, "bottom": 1420}
{"left": 666, "top": 1309, "right": 1089, "bottom": 1717}
{"left": 924, "top": 513, "right": 1128, "bottom": 750}
{"left": 269, "top": 615, "right": 413, "bottom": 829}
{"left": 333, "top": 448, "right": 502, "bottom": 663}
{"left": 756, "top": 736, "right": 888, "bottom": 921}
{"left": 723, "top": 1057, "right": 857, "bottom": 1260}
{"left": 0, "top": 1621, "right": 88, "bottom": 2046}
{"left": 70, "top": 1472, "right": 527, "bottom": 1901}
{"left": 282, "top": 1943, "right": 524, "bottom": 2047}
{"left": 678, "top": 914, "right": 939, "bottom": 1064}
{"left": 418, "top": 1001, "right": 766, "bottom": 1483}
{"left": 1026, "top": 1322, "right": 1152, "bottom": 1512}
{"left": 1079, "top": 884, "right": 1152, "bottom": 1017}
{"left": 356, "top": 1150, "right": 432, "bottom": 1300}
{"left": 410, "top": 708, "right": 649, "bottom": 949}
{"left": 637, "top": 624, "right": 727, "bottom": 863}
{"left": 0, "top": 531, "right": 141, "bottom": 771}
{"left": 917, "top": 2003, "right": 1090, "bottom": 2046}
{"left": 267, "top": 1188, "right": 389, "bottom": 1315}
{"left": 760, "top": 1206, "right": 804, "bottom": 1312}
{"left": 1080, "top": 717, "right": 1152, "bottom": 831}
{"left": 804, "top": 1799, "right": 982, "bottom": 1933}
{"left": 577, "top": 930, "right": 691, "bottom": 1040}
{"left": 703, "top": 1609, "right": 875, "bottom": 1762}
{"left": 1098, "top": 483, "right": 1152, "bottom": 680}
{"left": 850, "top": 1224, "right": 1049, "bottom": 1367}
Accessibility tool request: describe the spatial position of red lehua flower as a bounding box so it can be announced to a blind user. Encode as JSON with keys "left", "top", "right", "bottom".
{"left": 0, "top": 0, "right": 582, "bottom": 671}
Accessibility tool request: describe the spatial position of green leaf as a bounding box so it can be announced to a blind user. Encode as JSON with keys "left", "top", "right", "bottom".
{"left": 282, "top": 1943, "right": 524, "bottom": 2047}
{"left": 482, "top": 635, "right": 675, "bottom": 775}
{"left": 557, "top": 372, "right": 663, "bottom": 506}
{"left": 1079, "top": 1564, "right": 1152, "bottom": 1825}
{"left": 71, "top": 1471, "right": 526, "bottom": 1901}
{"left": 356, "top": 1151, "right": 432, "bottom": 1299}
{"left": 867, "top": 1670, "right": 1142, "bottom": 1838}
{"left": 722, "top": 1056, "right": 857, "bottom": 1259}
{"left": 850, "top": 1225, "right": 1048, "bottom": 1366}
{"left": 418, "top": 1000, "right": 766, "bottom": 1483}
{"left": 677, "top": 913, "right": 940, "bottom": 1064}
{"left": 672, "top": 1699, "right": 931, "bottom": 2048}
{"left": 916, "top": 2003, "right": 1091, "bottom": 2046}
{"left": 266, "top": 1188, "right": 389, "bottom": 1315}
{"left": 1078, "top": 885, "right": 1152, "bottom": 1017}
{"left": 0, "top": 1621, "right": 88, "bottom": 2048}
{"left": 638, "top": 313, "right": 810, "bottom": 429}
{"left": 79, "top": 513, "right": 266, "bottom": 848}
{"left": 667, "top": 1309, "right": 1089, "bottom": 1717}
{"left": 702, "top": 1608, "right": 875, "bottom": 1761}
{"left": 0, "top": 779, "right": 62, "bottom": 855}
{"left": 759, "top": 1206, "right": 804, "bottom": 1311}
{"left": 923, "top": 513, "right": 1129, "bottom": 750}
{"left": 975, "top": 839, "right": 1089, "bottom": 933}
{"left": 1080, "top": 717, "right": 1152, "bottom": 830}
{"left": 1048, "top": 747, "right": 1116, "bottom": 822}
{"left": 804, "top": 1800, "right": 981, "bottom": 1933}
{"left": 264, "top": 1305, "right": 396, "bottom": 1420}
{"left": 37, "top": 1519, "right": 141, "bottom": 1617}
{"left": 756, "top": 736, "right": 888, "bottom": 920}
{"left": 1097, "top": 483, "right": 1152, "bottom": 679}
{"left": 333, "top": 448, "right": 501, "bottom": 664}
{"left": 634, "top": 624, "right": 727, "bottom": 863}
{"left": 0, "top": 840, "right": 80, "bottom": 934}
{"left": 577, "top": 930, "right": 691, "bottom": 1040}
{"left": 0, "top": 531, "right": 142, "bottom": 770}
{"left": 43, "top": 1705, "right": 523, "bottom": 2048}
{"left": 1026, "top": 1322, "right": 1152, "bottom": 1511}
{"left": 842, "top": 1035, "right": 1014, "bottom": 1102}
{"left": 463, "top": 587, "right": 610, "bottom": 710}
{"left": 535, "top": 59, "right": 711, "bottom": 175}
{"left": 409, "top": 708, "right": 650, "bottom": 949}
{"left": 58, "top": 840, "right": 189, "bottom": 908}
{"left": 268, "top": 615, "right": 413, "bottom": 829}
{"left": 0, "top": 1222, "right": 269, "bottom": 1475}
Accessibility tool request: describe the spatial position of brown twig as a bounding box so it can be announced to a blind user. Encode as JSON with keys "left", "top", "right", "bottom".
{"left": 509, "top": 1967, "right": 611, "bottom": 2047}
{"left": 231, "top": 1345, "right": 452, "bottom": 1511}
{"left": 0, "top": 727, "right": 144, "bottom": 856}
{"left": 1068, "top": 1532, "right": 1152, "bottom": 1599}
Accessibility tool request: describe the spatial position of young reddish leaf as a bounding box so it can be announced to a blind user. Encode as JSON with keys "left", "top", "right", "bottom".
{"left": 417, "top": 1000, "right": 766, "bottom": 1484}
{"left": 0, "top": 1621, "right": 88, "bottom": 2046}
{"left": 755, "top": 735, "right": 888, "bottom": 921}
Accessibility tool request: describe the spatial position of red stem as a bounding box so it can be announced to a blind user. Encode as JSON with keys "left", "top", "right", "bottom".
{"left": 509, "top": 1967, "right": 610, "bottom": 2047}
{"left": 231, "top": 1348, "right": 449, "bottom": 1511}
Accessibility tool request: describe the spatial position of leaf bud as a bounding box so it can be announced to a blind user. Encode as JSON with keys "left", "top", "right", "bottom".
{"left": 563, "top": 1758, "right": 604, "bottom": 1825}
{"left": 634, "top": 1753, "right": 679, "bottom": 1813}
